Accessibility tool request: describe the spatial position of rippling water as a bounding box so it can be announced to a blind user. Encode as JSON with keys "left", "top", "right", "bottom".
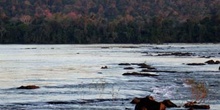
{"left": 0, "top": 44, "right": 219, "bottom": 110}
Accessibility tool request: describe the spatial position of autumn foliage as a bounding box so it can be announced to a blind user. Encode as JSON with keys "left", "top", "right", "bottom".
{"left": 0, "top": 0, "right": 220, "bottom": 44}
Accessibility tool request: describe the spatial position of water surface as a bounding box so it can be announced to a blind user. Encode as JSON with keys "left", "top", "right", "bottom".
{"left": 0, "top": 44, "right": 219, "bottom": 109}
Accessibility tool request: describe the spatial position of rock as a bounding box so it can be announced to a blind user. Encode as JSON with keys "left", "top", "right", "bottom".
{"left": 200, "top": 56, "right": 212, "bottom": 58}
{"left": 17, "top": 85, "right": 40, "bottom": 89}
{"left": 131, "top": 96, "right": 166, "bottom": 110}
{"left": 205, "top": 60, "right": 220, "bottom": 64}
{"left": 158, "top": 52, "right": 194, "bottom": 56}
{"left": 124, "top": 67, "right": 134, "bottom": 70}
{"left": 184, "top": 101, "right": 210, "bottom": 109}
{"left": 162, "top": 100, "right": 177, "bottom": 108}
{"left": 118, "top": 63, "right": 131, "bottom": 66}
{"left": 136, "top": 63, "right": 155, "bottom": 69}
{"left": 101, "top": 66, "right": 108, "bottom": 69}
{"left": 101, "top": 47, "right": 110, "bottom": 49}
{"left": 123, "top": 72, "right": 158, "bottom": 77}
{"left": 205, "top": 60, "right": 215, "bottom": 64}
{"left": 186, "top": 63, "right": 206, "bottom": 66}
{"left": 219, "top": 66, "right": 220, "bottom": 71}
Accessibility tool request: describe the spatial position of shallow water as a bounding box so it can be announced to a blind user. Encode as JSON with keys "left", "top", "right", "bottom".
{"left": 0, "top": 44, "right": 219, "bottom": 110}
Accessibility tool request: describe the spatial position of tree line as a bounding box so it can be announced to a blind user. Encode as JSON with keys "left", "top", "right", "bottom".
{"left": 0, "top": 14, "right": 219, "bottom": 44}
{"left": 0, "top": 0, "right": 220, "bottom": 44}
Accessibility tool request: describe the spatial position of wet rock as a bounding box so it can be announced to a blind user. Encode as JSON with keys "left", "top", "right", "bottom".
{"left": 205, "top": 60, "right": 215, "bottom": 64}
{"left": 153, "top": 47, "right": 164, "bottom": 50}
{"left": 124, "top": 67, "right": 134, "bottom": 70}
{"left": 101, "top": 66, "right": 108, "bottom": 69}
{"left": 158, "top": 52, "right": 194, "bottom": 56}
{"left": 136, "top": 63, "right": 155, "bottom": 69}
{"left": 219, "top": 66, "right": 220, "bottom": 71}
{"left": 205, "top": 60, "right": 220, "bottom": 64}
{"left": 184, "top": 101, "right": 210, "bottom": 109}
{"left": 200, "top": 56, "right": 212, "bottom": 58}
{"left": 161, "top": 100, "right": 177, "bottom": 108}
{"left": 120, "top": 46, "right": 139, "bottom": 48}
{"left": 118, "top": 63, "right": 131, "bottom": 66}
{"left": 101, "top": 47, "right": 110, "bottom": 49}
{"left": 131, "top": 96, "right": 166, "bottom": 110}
{"left": 123, "top": 72, "right": 158, "bottom": 77}
{"left": 17, "top": 85, "right": 40, "bottom": 89}
{"left": 186, "top": 63, "right": 206, "bottom": 66}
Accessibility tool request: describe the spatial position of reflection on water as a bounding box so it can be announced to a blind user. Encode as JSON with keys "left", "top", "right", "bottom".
{"left": 0, "top": 44, "right": 220, "bottom": 109}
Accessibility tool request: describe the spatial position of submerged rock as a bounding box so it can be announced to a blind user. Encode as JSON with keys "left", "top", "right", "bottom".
{"left": 157, "top": 52, "right": 194, "bottom": 56}
{"left": 123, "top": 72, "right": 158, "bottom": 77}
{"left": 184, "top": 101, "right": 210, "bottom": 109}
{"left": 118, "top": 63, "right": 131, "bottom": 66}
{"left": 17, "top": 85, "right": 40, "bottom": 89}
{"left": 186, "top": 63, "right": 206, "bottom": 66}
{"left": 124, "top": 67, "right": 134, "bottom": 70}
{"left": 135, "top": 63, "right": 156, "bottom": 69}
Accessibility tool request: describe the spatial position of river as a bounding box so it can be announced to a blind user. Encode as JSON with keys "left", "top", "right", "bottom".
{"left": 0, "top": 44, "right": 219, "bottom": 110}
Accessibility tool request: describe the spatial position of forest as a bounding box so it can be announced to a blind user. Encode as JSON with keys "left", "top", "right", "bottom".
{"left": 0, "top": 0, "right": 220, "bottom": 44}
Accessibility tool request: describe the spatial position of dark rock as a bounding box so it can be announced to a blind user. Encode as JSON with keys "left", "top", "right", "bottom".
{"left": 120, "top": 46, "right": 139, "bottom": 48}
{"left": 184, "top": 101, "right": 210, "bottom": 109}
{"left": 137, "top": 63, "right": 155, "bottom": 69}
{"left": 101, "top": 66, "right": 108, "bottom": 69}
{"left": 162, "top": 100, "right": 177, "bottom": 108}
{"left": 124, "top": 67, "right": 134, "bottom": 70}
{"left": 123, "top": 72, "right": 158, "bottom": 77}
{"left": 205, "top": 60, "right": 215, "bottom": 64}
{"left": 200, "top": 56, "right": 212, "bottom": 58}
{"left": 101, "top": 47, "right": 110, "bottom": 49}
{"left": 186, "top": 63, "right": 206, "bottom": 66}
{"left": 158, "top": 52, "right": 194, "bottom": 56}
{"left": 141, "top": 69, "right": 176, "bottom": 73}
{"left": 17, "top": 85, "right": 40, "bottom": 89}
{"left": 118, "top": 63, "right": 131, "bottom": 66}
{"left": 205, "top": 60, "right": 220, "bottom": 64}
{"left": 131, "top": 96, "right": 166, "bottom": 110}
{"left": 219, "top": 66, "right": 220, "bottom": 71}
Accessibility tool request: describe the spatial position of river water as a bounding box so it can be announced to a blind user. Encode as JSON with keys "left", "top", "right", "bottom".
{"left": 0, "top": 44, "right": 219, "bottom": 110}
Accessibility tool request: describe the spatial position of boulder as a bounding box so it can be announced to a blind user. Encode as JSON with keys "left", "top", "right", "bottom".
{"left": 205, "top": 60, "right": 220, "bottom": 64}
{"left": 205, "top": 60, "right": 215, "bottom": 64}
{"left": 131, "top": 96, "right": 166, "bottom": 110}
{"left": 101, "top": 66, "right": 108, "bottom": 69}
{"left": 17, "top": 85, "right": 40, "bottom": 89}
